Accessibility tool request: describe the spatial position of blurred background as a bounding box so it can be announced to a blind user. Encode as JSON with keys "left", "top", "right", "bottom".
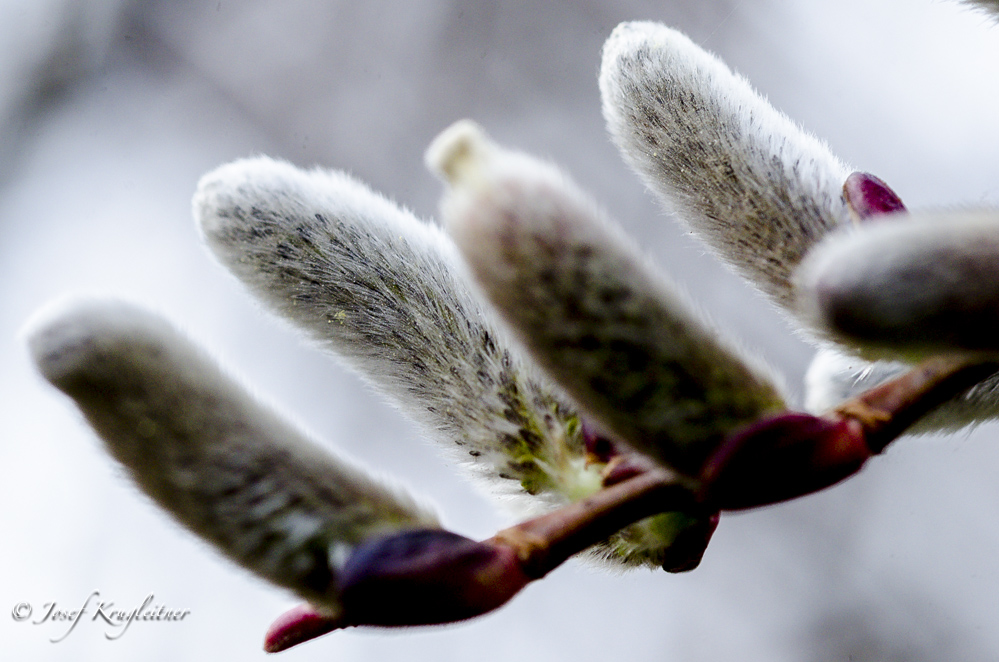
{"left": 2, "top": 1, "right": 999, "bottom": 660}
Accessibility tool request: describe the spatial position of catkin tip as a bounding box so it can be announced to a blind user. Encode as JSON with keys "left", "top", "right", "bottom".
{"left": 23, "top": 296, "right": 149, "bottom": 388}
{"left": 425, "top": 119, "right": 494, "bottom": 186}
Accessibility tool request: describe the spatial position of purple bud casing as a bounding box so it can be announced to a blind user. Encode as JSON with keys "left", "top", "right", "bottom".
{"left": 843, "top": 172, "right": 906, "bottom": 221}
{"left": 337, "top": 529, "right": 530, "bottom": 627}
{"left": 700, "top": 413, "right": 870, "bottom": 510}
{"left": 264, "top": 604, "right": 344, "bottom": 653}
{"left": 660, "top": 512, "right": 720, "bottom": 573}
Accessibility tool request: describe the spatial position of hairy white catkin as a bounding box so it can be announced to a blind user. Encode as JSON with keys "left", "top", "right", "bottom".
{"left": 194, "top": 157, "right": 603, "bottom": 510}
{"left": 427, "top": 120, "right": 786, "bottom": 477}
{"left": 25, "top": 297, "right": 438, "bottom": 610}
{"left": 795, "top": 210, "right": 999, "bottom": 358}
{"left": 599, "top": 21, "right": 852, "bottom": 312}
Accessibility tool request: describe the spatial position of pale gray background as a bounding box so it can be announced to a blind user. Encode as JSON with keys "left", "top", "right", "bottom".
{"left": 3, "top": 1, "right": 999, "bottom": 660}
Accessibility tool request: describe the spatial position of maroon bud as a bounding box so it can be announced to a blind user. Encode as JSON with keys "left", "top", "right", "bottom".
{"left": 581, "top": 419, "right": 617, "bottom": 463}
{"left": 601, "top": 454, "right": 661, "bottom": 487}
{"left": 661, "top": 511, "right": 720, "bottom": 573}
{"left": 699, "top": 413, "right": 871, "bottom": 510}
{"left": 843, "top": 172, "right": 906, "bottom": 221}
{"left": 337, "top": 529, "right": 531, "bottom": 627}
{"left": 264, "top": 604, "right": 344, "bottom": 653}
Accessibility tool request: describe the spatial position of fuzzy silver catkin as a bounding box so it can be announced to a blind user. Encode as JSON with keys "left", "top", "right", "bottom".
{"left": 805, "top": 345, "right": 999, "bottom": 434}
{"left": 795, "top": 210, "right": 999, "bottom": 359}
{"left": 25, "top": 297, "right": 438, "bottom": 610}
{"left": 194, "top": 157, "right": 603, "bottom": 509}
{"left": 599, "top": 21, "right": 851, "bottom": 311}
{"left": 428, "top": 120, "right": 786, "bottom": 476}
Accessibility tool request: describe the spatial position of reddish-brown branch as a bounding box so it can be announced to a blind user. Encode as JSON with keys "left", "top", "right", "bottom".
{"left": 265, "top": 356, "right": 999, "bottom": 652}
{"left": 491, "top": 467, "right": 697, "bottom": 579}
{"left": 834, "top": 355, "right": 999, "bottom": 453}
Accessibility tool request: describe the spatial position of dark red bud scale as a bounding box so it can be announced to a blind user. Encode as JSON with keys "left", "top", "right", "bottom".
{"left": 264, "top": 604, "right": 345, "bottom": 653}
{"left": 581, "top": 419, "right": 618, "bottom": 464}
{"left": 699, "top": 413, "right": 871, "bottom": 511}
{"left": 337, "top": 529, "right": 530, "bottom": 627}
{"left": 660, "top": 511, "right": 720, "bottom": 573}
{"left": 843, "top": 172, "right": 907, "bottom": 222}
{"left": 264, "top": 529, "right": 532, "bottom": 652}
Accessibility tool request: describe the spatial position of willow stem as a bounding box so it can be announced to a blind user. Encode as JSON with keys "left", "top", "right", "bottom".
{"left": 834, "top": 356, "right": 999, "bottom": 453}
{"left": 489, "top": 468, "right": 698, "bottom": 579}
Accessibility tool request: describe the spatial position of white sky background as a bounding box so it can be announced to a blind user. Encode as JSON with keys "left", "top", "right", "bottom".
{"left": 2, "top": 1, "right": 999, "bottom": 660}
